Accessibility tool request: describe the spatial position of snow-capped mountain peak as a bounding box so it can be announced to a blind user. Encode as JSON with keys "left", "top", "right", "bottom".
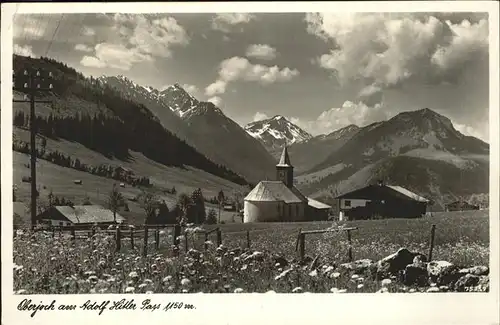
{"left": 245, "top": 115, "right": 312, "bottom": 150}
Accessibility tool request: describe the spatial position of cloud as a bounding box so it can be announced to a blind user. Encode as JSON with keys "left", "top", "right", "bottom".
{"left": 211, "top": 13, "right": 256, "bottom": 32}
{"left": 253, "top": 112, "right": 269, "bottom": 122}
{"left": 112, "top": 14, "right": 190, "bottom": 59}
{"left": 306, "top": 13, "right": 489, "bottom": 102}
{"left": 246, "top": 44, "right": 278, "bottom": 60}
{"left": 13, "top": 15, "right": 46, "bottom": 40}
{"left": 182, "top": 84, "right": 199, "bottom": 95}
{"left": 80, "top": 43, "right": 151, "bottom": 70}
{"left": 83, "top": 26, "right": 96, "bottom": 36}
{"left": 13, "top": 44, "right": 34, "bottom": 57}
{"left": 75, "top": 44, "right": 93, "bottom": 52}
{"left": 207, "top": 96, "right": 222, "bottom": 106}
{"left": 205, "top": 56, "right": 299, "bottom": 96}
{"left": 291, "top": 101, "right": 388, "bottom": 136}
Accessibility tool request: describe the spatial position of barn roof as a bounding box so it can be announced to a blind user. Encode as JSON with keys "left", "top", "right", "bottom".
{"left": 244, "top": 181, "right": 305, "bottom": 203}
{"left": 336, "top": 184, "right": 429, "bottom": 203}
{"left": 52, "top": 205, "right": 126, "bottom": 224}
{"left": 307, "top": 197, "right": 331, "bottom": 209}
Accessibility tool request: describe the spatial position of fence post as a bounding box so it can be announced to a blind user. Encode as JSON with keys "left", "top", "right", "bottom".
{"left": 51, "top": 226, "right": 55, "bottom": 239}
{"left": 347, "top": 229, "right": 353, "bottom": 262}
{"left": 299, "top": 233, "right": 305, "bottom": 261}
{"left": 143, "top": 225, "right": 148, "bottom": 257}
{"left": 130, "top": 227, "right": 134, "bottom": 249}
{"left": 155, "top": 226, "right": 160, "bottom": 250}
{"left": 184, "top": 231, "right": 189, "bottom": 253}
{"left": 216, "top": 228, "right": 222, "bottom": 247}
{"left": 115, "top": 226, "right": 121, "bottom": 252}
{"left": 204, "top": 232, "right": 209, "bottom": 251}
{"left": 71, "top": 226, "right": 75, "bottom": 241}
{"left": 428, "top": 224, "right": 436, "bottom": 261}
{"left": 246, "top": 230, "right": 251, "bottom": 249}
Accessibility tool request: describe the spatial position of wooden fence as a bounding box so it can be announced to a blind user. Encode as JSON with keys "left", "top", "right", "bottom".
{"left": 13, "top": 223, "right": 438, "bottom": 263}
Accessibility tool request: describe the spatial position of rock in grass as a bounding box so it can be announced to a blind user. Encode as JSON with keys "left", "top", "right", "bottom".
{"left": 340, "top": 259, "right": 374, "bottom": 275}
{"left": 403, "top": 263, "right": 428, "bottom": 286}
{"left": 454, "top": 274, "right": 481, "bottom": 292}
{"left": 375, "top": 248, "right": 422, "bottom": 279}
{"left": 458, "top": 266, "right": 489, "bottom": 276}
{"left": 427, "top": 261, "right": 461, "bottom": 286}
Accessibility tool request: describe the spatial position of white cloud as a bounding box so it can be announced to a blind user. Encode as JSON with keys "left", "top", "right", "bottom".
{"left": 451, "top": 118, "right": 489, "bottom": 142}
{"left": 113, "top": 14, "right": 190, "bottom": 59}
{"left": 80, "top": 43, "right": 151, "bottom": 70}
{"left": 306, "top": 13, "right": 489, "bottom": 103}
{"left": 211, "top": 13, "right": 256, "bottom": 32}
{"left": 83, "top": 26, "right": 96, "bottom": 36}
{"left": 182, "top": 84, "right": 199, "bottom": 95}
{"left": 207, "top": 96, "right": 222, "bottom": 106}
{"left": 14, "top": 15, "right": 45, "bottom": 40}
{"left": 13, "top": 44, "right": 34, "bottom": 57}
{"left": 291, "top": 101, "right": 387, "bottom": 136}
{"left": 75, "top": 44, "right": 93, "bottom": 52}
{"left": 253, "top": 112, "right": 269, "bottom": 122}
{"left": 205, "top": 56, "right": 299, "bottom": 96}
{"left": 245, "top": 44, "right": 278, "bottom": 60}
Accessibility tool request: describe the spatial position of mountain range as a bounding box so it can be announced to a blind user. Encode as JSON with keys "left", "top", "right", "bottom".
{"left": 244, "top": 115, "right": 312, "bottom": 156}
{"left": 12, "top": 55, "right": 490, "bottom": 212}
{"left": 99, "top": 76, "right": 276, "bottom": 183}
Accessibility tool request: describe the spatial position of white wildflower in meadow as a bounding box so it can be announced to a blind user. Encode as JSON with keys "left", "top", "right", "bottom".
{"left": 275, "top": 263, "right": 281, "bottom": 267}
{"left": 308, "top": 269, "right": 318, "bottom": 277}
{"left": 277, "top": 268, "right": 283, "bottom": 272}
{"left": 155, "top": 257, "right": 162, "bottom": 262}
{"left": 182, "top": 289, "right": 189, "bottom": 293}
{"left": 323, "top": 266, "right": 334, "bottom": 274}
{"left": 88, "top": 276, "right": 98, "bottom": 282}
{"left": 292, "top": 287, "right": 303, "bottom": 293}
{"left": 129, "top": 271, "right": 139, "bottom": 279}
{"left": 381, "top": 278, "right": 392, "bottom": 286}
{"left": 337, "top": 289, "right": 347, "bottom": 293}
{"left": 357, "top": 277, "right": 364, "bottom": 282}
{"left": 330, "top": 287, "right": 339, "bottom": 293}
{"left": 274, "top": 268, "right": 292, "bottom": 281}
{"left": 357, "top": 284, "right": 364, "bottom": 289}
{"left": 144, "top": 279, "right": 153, "bottom": 284}
{"left": 181, "top": 278, "right": 191, "bottom": 287}
{"left": 125, "top": 287, "right": 135, "bottom": 293}
{"left": 330, "top": 272, "right": 341, "bottom": 279}
{"left": 234, "top": 288, "right": 244, "bottom": 293}
{"left": 138, "top": 283, "right": 148, "bottom": 290}
{"left": 430, "top": 283, "right": 437, "bottom": 287}
{"left": 376, "top": 287, "right": 389, "bottom": 293}
{"left": 135, "top": 257, "right": 141, "bottom": 262}
{"left": 98, "top": 260, "right": 106, "bottom": 268}
{"left": 151, "top": 264, "right": 157, "bottom": 270}
{"left": 15, "top": 289, "right": 27, "bottom": 294}
{"left": 50, "top": 257, "right": 57, "bottom": 262}
{"left": 427, "top": 287, "right": 440, "bottom": 293}
{"left": 146, "top": 291, "right": 154, "bottom": 294}
{"left": 351, "top": 274, "right": 359, "bottom": 280}
{"left": 241, "top": 264, "right": 248, "bottom": 271}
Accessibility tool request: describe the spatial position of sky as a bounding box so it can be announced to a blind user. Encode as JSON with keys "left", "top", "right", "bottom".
{"left": 13, "top": 12, "right": 490, "bottom": 142}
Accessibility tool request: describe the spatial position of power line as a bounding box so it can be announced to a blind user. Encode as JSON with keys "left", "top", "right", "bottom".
{"left": 44, "top": 13, "right": 65, "bottom": 57}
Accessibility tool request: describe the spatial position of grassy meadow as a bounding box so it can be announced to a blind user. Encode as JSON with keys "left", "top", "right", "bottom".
{"left": 12, "top": 210, "right": 489, "bottom": 294}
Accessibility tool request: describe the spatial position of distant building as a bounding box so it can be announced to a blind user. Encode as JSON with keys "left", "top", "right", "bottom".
{"left": 334, "top": 183, "right": 430, "bottom": 220}
{"left": 36, "top": 205, "right": 125, "bottom": 227}
{"left": 243, "top": 146, "right": 331, "bottom": 222}
{"left": 445, "top": 201, "right": 480, "bottom": 212}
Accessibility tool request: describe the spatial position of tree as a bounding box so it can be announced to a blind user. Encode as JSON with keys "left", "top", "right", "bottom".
{"left": 206, "top": 209, "right": 217, "bottom": 225}
{"left": 48, "top": 190, "right": 55, "bottom": 207}
{"left": 191, "top": 188, "right": 206, "bottom": 224}
{"left": 107, "top": 184, "right": 124, "bottom": 223}
{"left": 217, "top": 190, "right": 225, "bottom": 224}
{"left": 141, "top": 191, "right": 158, "bottom": 224}
{"left": 177, "top": 193, "right": 193, "bottom": 226}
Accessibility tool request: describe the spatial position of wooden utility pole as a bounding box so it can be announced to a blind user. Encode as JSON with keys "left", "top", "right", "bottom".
{"left": 13, "top": 68, "right": 54, "bottom": 230}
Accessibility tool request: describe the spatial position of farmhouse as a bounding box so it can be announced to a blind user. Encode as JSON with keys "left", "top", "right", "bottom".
{"left": 36, "top": 205, "right": 125, "bottom": 227}
{"left": 334, "top": 182, "right": 430, "bottom": 220}
{"left": 445, "top": 201, "right": 480, "bottom": 212}
{"left": 243, "top": 146, "right": 331, "bottom": 222}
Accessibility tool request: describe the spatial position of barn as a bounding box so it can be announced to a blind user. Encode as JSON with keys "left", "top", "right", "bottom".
{"left": 334, "top": 183, "right": 430, "bottom": 220}
{"left": 36, "top": 205, "right": 126, "bottom": 227}
{"left": 244, "top": 146, "right": 331, "bottom": 222}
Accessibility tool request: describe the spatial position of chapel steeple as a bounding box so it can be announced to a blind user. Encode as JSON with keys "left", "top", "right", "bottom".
{"left": 276, "top": 145, "right": 294, "bottom": 188}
